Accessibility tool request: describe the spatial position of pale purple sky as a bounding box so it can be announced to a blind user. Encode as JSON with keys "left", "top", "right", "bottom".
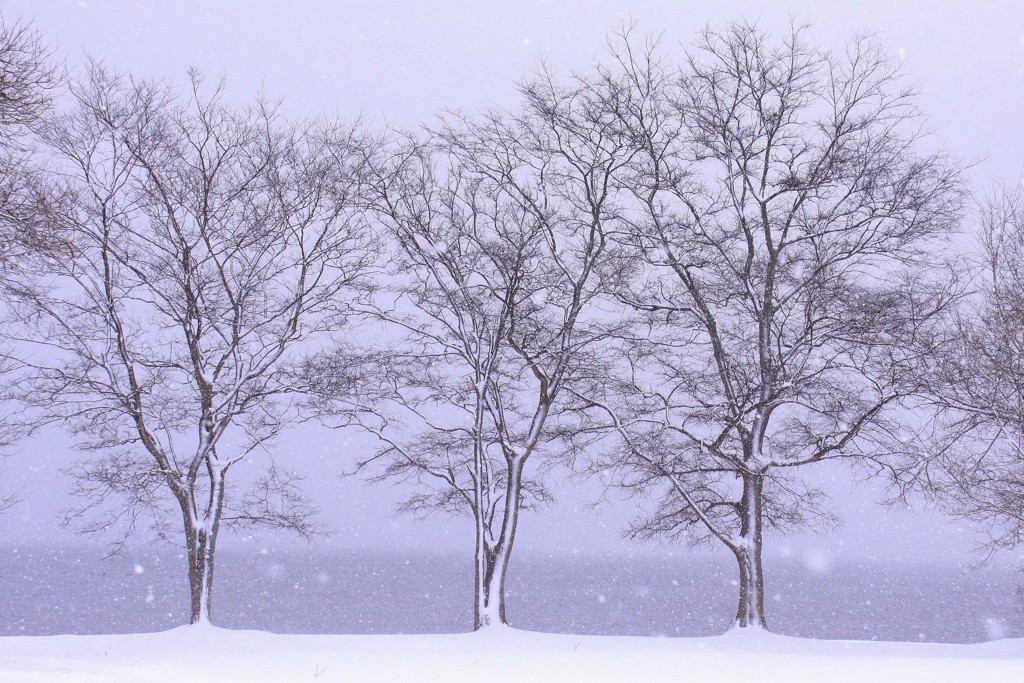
{"left": 2, "top": 0, "right": 1020, "bottom": 567}
{"left": 17, "top": 0, "right": 1024, "bottom": 186}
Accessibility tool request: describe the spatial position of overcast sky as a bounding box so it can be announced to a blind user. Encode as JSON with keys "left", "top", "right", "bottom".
{"left": 2, "top": 0, "right": 1021, "bottom": 568}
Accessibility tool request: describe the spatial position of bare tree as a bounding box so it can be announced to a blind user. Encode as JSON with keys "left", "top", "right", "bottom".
{"left": 579, "top": 24, "right": 964, "bottom": 629}
{"left": 0, "top": 9, "right": 62, "bottom": 260}
{"left": 343, "top": 138, "right": 555, "bottom": 630}
{"left": 0, "top": 10, "right": 61, "bottom": 510}
{"left": 0, "top": 12, "right": 58, "bottom": 137}
{"left": 327, "top": 74, "right": 633, "bottom": 628}
{"left": 6, "top": 64, "right": 374, "bottom": 624}
{"left": 922, "top": 186, "right": 1024, "bottom": 556}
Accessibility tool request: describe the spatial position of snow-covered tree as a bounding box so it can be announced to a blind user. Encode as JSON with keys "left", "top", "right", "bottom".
{"left": 6, "top": 64, "right": 374, "bottom": 624}
{"left": 580, "top": 24, "right": 964, "bottom": 628}
{"left": 923, "top": 186, "right": 1024, "bottom": 555}
{"left": 334, "top": 75, "right": 633, "bottom": 627}
{"left": 0, "top": 10, "right": 61, "bottom": 511}
{"left": 0, "top": 9, "right": 61, "bottom": 261}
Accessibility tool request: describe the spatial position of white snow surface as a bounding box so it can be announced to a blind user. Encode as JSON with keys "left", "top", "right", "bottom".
{"left": 0, "top": 625, "right": 1021, "bottom": 682}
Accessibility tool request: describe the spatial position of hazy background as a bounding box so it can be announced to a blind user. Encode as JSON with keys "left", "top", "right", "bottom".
{"left": 0, "top": 0, "right": 1023, "bottom": 638}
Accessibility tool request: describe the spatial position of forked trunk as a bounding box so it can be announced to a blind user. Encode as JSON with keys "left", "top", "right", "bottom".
{"left": 475, "top": 546, "right": 506, "bottom": 628}
{"left": 183, "top": 467, "right": 226, "bottom": 625}
{"left": 473, "top": 455, "right": 525, "bottom": 629}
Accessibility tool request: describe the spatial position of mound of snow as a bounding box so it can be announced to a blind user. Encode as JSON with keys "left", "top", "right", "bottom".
{"left": 0, "top": 625, "right": 1021, "bottom": 682}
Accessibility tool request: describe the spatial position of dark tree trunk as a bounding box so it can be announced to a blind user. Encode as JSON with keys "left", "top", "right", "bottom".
{"left": 732, "top": 471, "right": 766, "bottom": 628}
{"left": 186, "top": 529, "right": 215, "bottom": 624}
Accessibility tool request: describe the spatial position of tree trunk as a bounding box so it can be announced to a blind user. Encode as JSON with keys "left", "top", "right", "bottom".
{"left": 472, "top": 506, "right": 498, "bottom": 628}
{"left": 732, "top": 471, "right": 766, "bottom": 629}
{"left": 184, "top": 467, "right": 226, "bottom": 625}
{"left": 473, "top": 454, "right": 525, "bottom": 629}
{"left": 472, "top": 399, "right": 488, "bottom": 630}
{"left": 186, "top": 528, "right": 216, "bottom": 625}
{"left": 475, "top": 545, "right": 504, "bottom": 628}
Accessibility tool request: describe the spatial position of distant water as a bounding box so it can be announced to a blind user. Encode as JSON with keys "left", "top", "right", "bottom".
{"left": 0, "top": 545, "right": 1020, "bottom": 643}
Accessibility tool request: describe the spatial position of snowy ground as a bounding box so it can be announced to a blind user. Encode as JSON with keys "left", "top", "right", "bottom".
{"left": 0, "top": 626, "right": 1021, "bottom": 682}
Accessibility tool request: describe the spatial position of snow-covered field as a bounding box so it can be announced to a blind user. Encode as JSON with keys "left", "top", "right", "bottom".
{"left": 0, "top": 626, "right": 1021, "bottom": 682}
{"left": 3, "top": 547, "right": 1023, "bottom": 680}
